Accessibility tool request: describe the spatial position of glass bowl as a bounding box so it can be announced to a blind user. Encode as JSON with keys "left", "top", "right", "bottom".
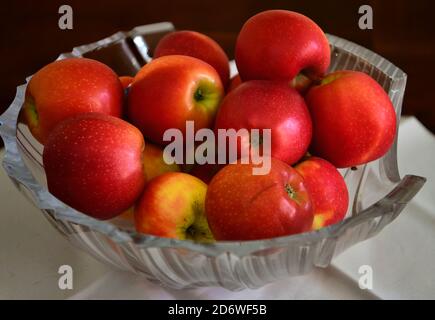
{"left": 0, "top": 22, "right": 426, "bottom": 291}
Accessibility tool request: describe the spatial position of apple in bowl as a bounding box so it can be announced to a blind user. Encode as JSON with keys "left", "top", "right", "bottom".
{"left": 135, "top": 172, "right": 213, "bottom": 242}
{"left": 22, "top": 58, "right": 123, "bottom": 144}
{"left": 43, "top": 112, "right": 146, "bottom": 220}
{"left": 205, "top": 158, "right": 313, "bottom": 241}
{"left": 143, "top": 142, "right": 180, "bottom": 181}
{"left": 235, "top": 10, "right": 330, "bottom": 82}
{"left": 306, "top": 70, "right": 397, "bottom": 168}
{"left": 214, "top": 80, "right": 312, "bottom": 165}
{"left": 154, "top": 30, "right": 230, "bottom": 88}
{"left": 128, "top": 55, "right": 224, "bottom": 146}
{"left": 295, "top": 157, "right": 349, "bottom": 230}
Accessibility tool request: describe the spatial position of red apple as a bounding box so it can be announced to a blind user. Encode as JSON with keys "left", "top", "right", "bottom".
{"left": 128, "top": 55, "right": 224, "bottom": 145}
{"left": 306, "top": 70, "right": 397, "bottom": 168}
{"left": 235, "top": 10, "right": 330, "bottom": 82}
{"left": 295, "top": 157, "right": 349, "bottom": 230}
{"left": 43, "top": 113, "right": 146, "bottom": 220}
{"left": 229, "top": 73, "right": 311, "bottom": 94}
{"left": 119, "top": 76, "right": 134, "bottom": 89}
{"left": 205, "top": 158, "right": 313, "bottom": 240}
{"left": 228, "top": 74, "right": 242, "bottom": 92}
{"left": 135, "top": 172, "right": 214, "bottom": 242}
{"left": 23, "top": 58, "right": 123, "bottom": 144}
{"left": 143, "top": 142, "right": 180, "bottom": 181}
{"left": 214, "top": 80, "right": 312, "bottom": 165}
{"left": 154, "top": 30, "right": 230, "bottom": 88}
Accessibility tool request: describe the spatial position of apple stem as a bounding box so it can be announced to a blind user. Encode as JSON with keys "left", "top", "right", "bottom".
{"left": 194, "top": 88, "right": 205, "bottom": 102}
{"left": 285, "top": 183, "right": 296, "bottom": 199}
{"left": 186, "top": 225, "right": 196, "bottom": 238}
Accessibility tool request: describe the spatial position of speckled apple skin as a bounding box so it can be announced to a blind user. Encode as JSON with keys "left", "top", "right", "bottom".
{"left": 235, "top": 10, "right": 330, "bottom": 82}
{"left": 134, "top": 172, "right": 213, "bottom": 241}
{"left": 154, "top": 30, "right": 230, "bottom": 88}
{"left": 119, "top": 76, "right": 134, "bottom": 89}
{"left": 23, "top": 58, "right": 123, "bottom": 144}
{"left": 214, "top": 80, "right": 312, "bottom": 165}
{"left": 228, "top": 74, "right": 242, "bottom": 92}
{"left": 143, "top": 142, "right": 180, "bottom": 181}
{"left": 43, "top": 113, "right": 146, "bottom": 220}
{"left": 306, "top": 70, "right": 397, "bottom": 168}
{"left": 295, "top": 157, "right": 349, "bottom": 230}
{"left": 205, "top": 158, "right": 313, "bottom": 241}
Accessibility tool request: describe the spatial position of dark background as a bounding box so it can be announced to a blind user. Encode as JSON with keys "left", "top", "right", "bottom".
{"left": 1, "top": 0, "right": 434, "bottom": 133}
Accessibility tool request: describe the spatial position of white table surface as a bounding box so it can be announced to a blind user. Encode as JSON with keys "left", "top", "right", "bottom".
{"left": 1, "top": 116, "right": 434, "bottom": 300}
